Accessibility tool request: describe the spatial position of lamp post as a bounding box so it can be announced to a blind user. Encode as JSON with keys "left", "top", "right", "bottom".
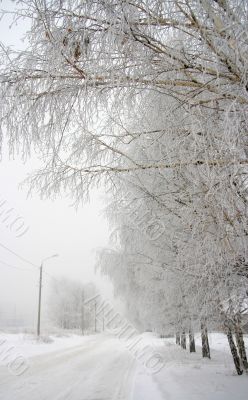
{"left": 37, "top": 254, "right": 58, "bottom": 337}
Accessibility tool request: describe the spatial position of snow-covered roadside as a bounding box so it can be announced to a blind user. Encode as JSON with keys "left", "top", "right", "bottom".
{"left": 133, "top": 332, "right": 248, "bottom": 400}
{"left": 198, "top": 332, "right": 248, "bottom": 353}
{"left": 146, "top": 331, "right": 248, "bottom": 353}
{"left": 0, "top": 332, "right": 97, "bottom": 364}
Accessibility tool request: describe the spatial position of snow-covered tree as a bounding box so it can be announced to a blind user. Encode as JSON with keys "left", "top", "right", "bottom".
{"left": 0, "top": 0, "right": 247, "bottom": 374}
{"left": 48, "top": 277, "right": 96, "bottom": 333}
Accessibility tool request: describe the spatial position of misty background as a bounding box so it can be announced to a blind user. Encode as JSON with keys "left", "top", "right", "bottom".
{"left": 0, "top": 1, "right": 111, "bottom": 329}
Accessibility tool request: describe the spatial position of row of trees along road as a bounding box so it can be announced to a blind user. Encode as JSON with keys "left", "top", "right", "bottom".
{"left": 0, "top": 0, "right": 247, "bottom": 374}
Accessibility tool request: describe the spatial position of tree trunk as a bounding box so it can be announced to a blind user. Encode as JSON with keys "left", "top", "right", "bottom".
{"left": 176, "top": 332, "right": 180, "bottom": 345}
{"left": 189, "top": 329, "right": 196, "bottom": 352}
{"left": 234, "top": 316, "right": 248, "bottom": 370}
{"left": 201, "top": 320, "right": 210, "bottom": 358}
{"left": 181, "top": 330, "right": 186, "bottom": 349}
{"left": 226, "top": 327, "right": 243, "bottom": 375}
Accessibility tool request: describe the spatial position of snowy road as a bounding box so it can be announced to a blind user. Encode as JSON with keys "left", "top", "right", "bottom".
{"left": 0, "top": 333, "right": 247, "bottom": 400}
{"left": 0, "top": 334, "right": 136, "bottom": 400}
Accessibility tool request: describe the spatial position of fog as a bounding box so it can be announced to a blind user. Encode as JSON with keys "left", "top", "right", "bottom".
{"left": 0, "top": 1, "right": 111, "bottom": 329}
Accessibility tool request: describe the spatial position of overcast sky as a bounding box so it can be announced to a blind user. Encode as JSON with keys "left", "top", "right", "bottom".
{"left": 0, "top": 1, "right": 111, "bottom": 327}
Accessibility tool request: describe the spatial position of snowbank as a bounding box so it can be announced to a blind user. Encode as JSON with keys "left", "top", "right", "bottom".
{"left": 0, "top": 332, "right": 96, "bottom": 364}
{"left": 133, "top": 332, "right": 248, "bottom": 400}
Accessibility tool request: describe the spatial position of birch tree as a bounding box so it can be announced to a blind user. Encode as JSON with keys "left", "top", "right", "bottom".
{"left": 0, "top": 0, "right": 247, "bottom": 374}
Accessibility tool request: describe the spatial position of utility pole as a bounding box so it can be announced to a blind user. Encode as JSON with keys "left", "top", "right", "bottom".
{"left": 102, "top": 307, "right": 104, "bottom": 332}
{"left": 94, "top": 300, "right": 97, "bottom": 333}
{"left": 37, "top": 254, "right": 58, "bottom": 337}
{"left": 81, "top": 289, "right": 85, "bottom": 335}
{"left": 37, "top": 263, "right": 43, "bottom": 337}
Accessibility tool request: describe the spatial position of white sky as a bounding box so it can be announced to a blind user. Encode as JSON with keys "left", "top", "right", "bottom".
{"left": 0, "top": 0, "right": 112, "bottom": 327}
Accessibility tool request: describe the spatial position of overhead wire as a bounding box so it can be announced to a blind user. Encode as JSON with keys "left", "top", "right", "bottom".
{"left": 0, "top": 241, "right": 39, "bottom": 269}
{"left": 0, "top": 241, "right": 61, "bottom": 284}
{"left": 0, "top": 259, "right": 36, "bottom": 272}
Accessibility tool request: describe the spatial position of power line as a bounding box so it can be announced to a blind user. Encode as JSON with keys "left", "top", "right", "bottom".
{"left": 0, "top": 242, "right": 39, "bottom": 269}
{"left": 0, "top": 259, "right": 37, "bottom": 273}
{"left": 0, "top": 260, "right": 60, "bottom": 294}
{"left": 0, "top": 259, "right": 61, "bottom": 288}
{"left": 0, "top": 241, "right": 61, "bottom": 285}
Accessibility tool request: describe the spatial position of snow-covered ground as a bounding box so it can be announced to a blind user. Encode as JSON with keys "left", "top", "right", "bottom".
{"left": 133, "top": 332, "right": 248, "bottom": 400}
{"left": 0, "top": 332, "right": 94, "bottom": 361}
{"left": 0, "top": 331, "right": 247, "bottom": 399}
{"left": 0, "top": 332, "right": 136, "bottom": 400}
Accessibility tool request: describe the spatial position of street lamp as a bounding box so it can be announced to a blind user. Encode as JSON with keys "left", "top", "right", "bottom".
{"left": 37, "top": 254, "right": 58, "bottom": 337}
